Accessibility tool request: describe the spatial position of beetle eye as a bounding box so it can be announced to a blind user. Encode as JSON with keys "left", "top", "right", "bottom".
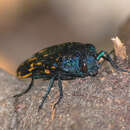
{"left": 82, "top": 63, "right": 88, "bottom": 73}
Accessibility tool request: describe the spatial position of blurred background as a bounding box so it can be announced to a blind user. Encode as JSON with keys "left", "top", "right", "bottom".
{"left": 0, "top": 0, "right": 130, "bottom": 75}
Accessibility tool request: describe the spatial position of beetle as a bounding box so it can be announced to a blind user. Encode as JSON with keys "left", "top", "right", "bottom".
{"left": 14, "top": 42, "right": 129, "bottom": 111}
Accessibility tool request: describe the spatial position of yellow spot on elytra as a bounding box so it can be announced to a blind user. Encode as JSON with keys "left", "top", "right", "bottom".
{"left": 36, "top": 62, "right": 42, "bottom": 65}
{"left": 51, "top": 66, "right": 56, "bottom": 69}
{"left": 56, "top": 58, "right": 59, "bottom": 61}
{"left": 45, "top": 69, "right": 50, "bottom": 74}
{"left": 30, "top": 63, "right": 34, "bottom": 67}
{"left": 43, "top": 54, "right": 48, "bottom": 57}
{"left": 28, "top": 57, "right": 37, "bottom": 62}
{"left": 28, "top": 67, "right": 34, "bottom": 72}
{"left": 18, "top": 73, "right": 32, "bottom": 79}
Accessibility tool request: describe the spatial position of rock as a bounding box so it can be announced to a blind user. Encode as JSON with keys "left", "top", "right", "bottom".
{"left": 0, "top": 47, "right": 130, "bottom": 130}
{"left": 0, "top": 69, "right": 18, "bottom": 129}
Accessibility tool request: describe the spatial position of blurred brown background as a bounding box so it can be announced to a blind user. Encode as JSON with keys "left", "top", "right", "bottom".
{"left": 0, "top": 0, "right": 130, "bottom": 75}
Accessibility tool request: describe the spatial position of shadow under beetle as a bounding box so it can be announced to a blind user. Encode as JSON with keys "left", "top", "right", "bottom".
{"left": 14, "top": 42, "right": 130, "bottom": 111}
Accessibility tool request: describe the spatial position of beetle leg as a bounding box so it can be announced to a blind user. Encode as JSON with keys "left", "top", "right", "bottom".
{"left": 104, "top": 54, "right": 130, "bottom": 73}
{"left": 14, "top": 76, "right": 34, "bottom": 97}
{"left": 97, "top": 51, "right": 130, "bottom": 73}
{"left": 38, "top": 76, "right": 55, "bottom": 111}
{"left": 53, "top": 75, "right": 63, "bottom": 109}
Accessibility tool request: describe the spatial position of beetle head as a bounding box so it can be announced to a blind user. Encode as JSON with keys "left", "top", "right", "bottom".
{"left": 81, "top": 55, "right": 99, "bottom": 76}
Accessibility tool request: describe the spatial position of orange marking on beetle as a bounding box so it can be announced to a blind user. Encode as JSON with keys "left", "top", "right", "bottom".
{"left": 43, "top": 54, "right": 48, "bottom": 57}
{"left": 18, "top": 73, "right": 32, "bottom": 79}
{"left": 56, "top": 58, "right": 59, "bottom": 61}
{"left": 45, "top": 69, "right": 50, "bottom": 74}
{"left": 30, "top": 63, "right": 34, "bottom": 67}
{"left": 36, "top": 62, "right": 42, "bottom": 65}
{"left": 28, "top": 67, "right": 34, "bottom": 72}
{"left": 51, "top": 66, "right": 56, "bottom": 69}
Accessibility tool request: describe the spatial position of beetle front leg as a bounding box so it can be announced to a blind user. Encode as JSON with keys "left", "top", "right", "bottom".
{"left": 97, "top": 51, "right": 130, "bottom": 73}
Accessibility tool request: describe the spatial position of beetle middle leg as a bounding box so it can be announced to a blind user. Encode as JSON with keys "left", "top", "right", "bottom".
{"left": 38, "top": 76, "right": 56, "bottom": 111}
{"left": 14, "top": 76, "right": 34, "bottom": 97}
{"left": 53, "top": 75, "right": 63, "bottom": 109}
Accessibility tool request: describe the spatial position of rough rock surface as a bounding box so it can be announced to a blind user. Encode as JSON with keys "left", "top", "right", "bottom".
{"left": 0, "top": 69, "right": 18, "bottom": 130}
{"left": 0, "top": 64, "right": 130, "bottom": 130}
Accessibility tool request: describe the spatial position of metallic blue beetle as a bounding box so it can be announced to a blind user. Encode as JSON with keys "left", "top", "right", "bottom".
{"left": 14, "top": 42, "right": 129, "bottom": 110}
